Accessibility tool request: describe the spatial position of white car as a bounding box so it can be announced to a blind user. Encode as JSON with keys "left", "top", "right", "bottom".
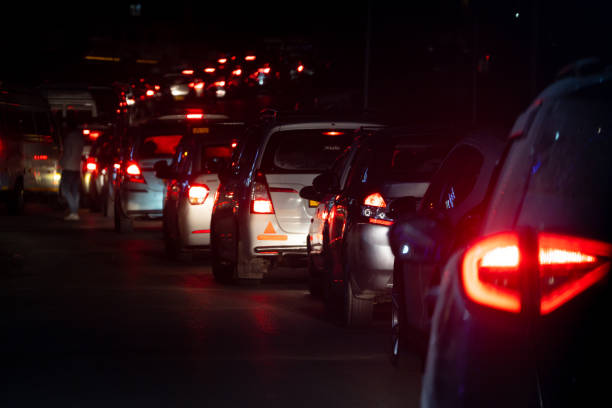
{"left": 158, "top": 122, "right": 245, "bottom": 258}
{"left": 210, "top": 116, "right": 384, "bottom": 283}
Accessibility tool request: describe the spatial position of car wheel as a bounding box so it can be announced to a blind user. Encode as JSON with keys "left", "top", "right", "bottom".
{"left": 390, "top": 267, "right": 408, "bottom": 367}
{"left": 211, "top": 226, "right": 236, "bottom": 284}
{"left": 114, "top": 195, "right": 133, "bottom": 233}
{"left": 343, "top": 275, "right": 374, "bottom": 327}
{"left": 163, "top": 216, "right": 183, "bottom": 260}
{"left": 7, "top": 178, "right": 25, "bottom": 215}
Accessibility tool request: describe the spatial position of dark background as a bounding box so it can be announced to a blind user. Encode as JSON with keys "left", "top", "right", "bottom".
{"left": 1, "top": 0, "right": 611, "bottom": 128}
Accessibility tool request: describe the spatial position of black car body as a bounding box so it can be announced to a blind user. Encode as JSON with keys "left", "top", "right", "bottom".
{"left": 419, "top": 70, "right": 612, "bottom": 407}
{"left": 388, "top": 132, "right": 506, "bottom": 362}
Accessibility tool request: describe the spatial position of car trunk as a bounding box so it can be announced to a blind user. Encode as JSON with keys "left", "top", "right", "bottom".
{"left": 265, "top": 173, "right": 318, "bottom": 234}
{"left": 137, "top": 157, "right": 172, "bottom": 192}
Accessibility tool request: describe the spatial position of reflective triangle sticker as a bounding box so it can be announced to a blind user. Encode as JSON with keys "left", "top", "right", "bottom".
{"left": 264, "top": 222, "right": 276, "bottom": 234}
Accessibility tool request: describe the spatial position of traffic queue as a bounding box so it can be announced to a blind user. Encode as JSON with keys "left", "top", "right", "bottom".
{"left": 1, "top": 59, "right": 609, "bottom": 408}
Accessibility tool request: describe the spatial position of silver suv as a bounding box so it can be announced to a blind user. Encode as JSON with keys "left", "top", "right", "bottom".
{"left": 210, "top": 117, "right": 383, "bottom": 283}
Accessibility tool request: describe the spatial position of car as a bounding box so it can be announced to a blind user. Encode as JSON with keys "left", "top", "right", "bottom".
{"left": 113, "top": 112, "right": 231, "bottom": 232}
{"left": 303, "top": 126, "right": 456, "bottom": 326}
{"left": 411, "top": 67, "right": 612, "bottom": 407}
{"left": 157, "top": 121, "right": 245, "bottom": 259}
{"left": 388, "top": 130, "right": 506, "bottom": 365}
{"left": 210, "top": 115, "right": 384, "bottom": 284}
{"left": 85, "top": 131, "right": 122, "bottom": 213}
{"left": 1, "top": 84, "right": 61, "bottom": 214}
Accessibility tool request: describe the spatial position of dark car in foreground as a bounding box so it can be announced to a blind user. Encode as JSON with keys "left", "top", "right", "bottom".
{"left": 417, "top": 69, "right": 612, "bottom": 407}
{"left": 388, "top": 131, "right": 506, "bottom": 364}
{"left": 304, "top": 127, "right": 456, "bottom": 326}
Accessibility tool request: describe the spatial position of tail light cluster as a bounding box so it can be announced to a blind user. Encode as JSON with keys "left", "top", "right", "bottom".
{"left": 251, "top": 172, "right": 274, "bottom": 214}
{"left": 462, "top": 232, "right": 611, "bottom": 315}
{"left": 361, "top": 192, "right": 393, "bottom": 226}
{"left": 85, "top": 157, "right": 97, "bottom": 173}
{"left": 124, "top": 162, "right": 145, "bottom": 183}
{"left": 188, "top": 184, "right": 209, "bottom": 205}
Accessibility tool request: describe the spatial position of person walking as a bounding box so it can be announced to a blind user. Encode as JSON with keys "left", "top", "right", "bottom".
{"left": 59, "top": 118, "right": 84, "bottom": 221}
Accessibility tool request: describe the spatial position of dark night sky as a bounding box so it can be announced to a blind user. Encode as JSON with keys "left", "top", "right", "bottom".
{"left": 2, "top": 1, "right": 611, "bottom": 126}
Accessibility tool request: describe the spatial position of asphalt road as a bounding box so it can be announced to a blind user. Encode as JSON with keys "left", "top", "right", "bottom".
{"left": 0, "top": 202, "right": 423, "bottom": 407}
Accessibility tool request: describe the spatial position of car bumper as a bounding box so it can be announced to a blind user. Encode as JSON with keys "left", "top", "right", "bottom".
{"left": 179, "top": 198, "right": 214, "bottom": 247}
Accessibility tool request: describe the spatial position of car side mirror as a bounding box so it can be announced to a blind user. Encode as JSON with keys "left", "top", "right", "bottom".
{"left": 388, "top": 214, "right": 451, "bottom": 263}
{"left": 312, "top": 172, "right": 340, "bottom": 195}
{"left": 299, "top": 186, "right": 322, "bottom": 202}
{"left": 154, "top": 160, "right": 175, "bottom": 179}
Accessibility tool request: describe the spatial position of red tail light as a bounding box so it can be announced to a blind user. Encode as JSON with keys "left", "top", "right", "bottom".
{"left": 89, "top": 131, "right": 101, "bottom": 140}
{"left": 182, "top": 69, "right": 194, "bottom": 75}
{"left": 113, "top": 163, "right": 121, "bottom": 170}
{"left": 125, "top": 162, "right": 145, "bottom": 183}
{"left": 194, "top": 82, "right": 204, "bottom": 90}
{"left": 86, "top": 161, "right": 97, "bottom": 172}
{"left": 364, "top": 193, "right": 386, "bottom": 208}
{"left": 538, "top": 233, "right": 611, "bottom": 314}
{"left": 462, "top": 232, "right": 521, "bottom": 313}
{"left": 232, "top": 69, "right": 242, "bottom": 76}
{"left": 461, "top": 232, "right": 611, "bottom": 315}
{"left": 204, "top": 67, "right": 216, "bottom": 73}
{"left": 245, "top": 55, "right": 256, "bottom": 61}
{"left": 188, "top": 184, "right": 209, "bottom": 205}
{"left": 186, "top": 113, "right": 204, "bottom": 120}
{"left": 214, "top": 81, "right": 225, "bottom": 87}
{"left": 146, "top": 90, "right": 155, "bottom": 96}
{"left": 297, "top": 64, "right": 304, "bottom": 72}
{"left": 218, "top": 58, "right": 227, "bottom": 64}
{"left": 250, "top": 172, "right": 274, "bottom": 214}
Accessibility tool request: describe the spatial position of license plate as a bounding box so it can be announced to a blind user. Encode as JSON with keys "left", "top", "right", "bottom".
{"left": 309, "top": 200, "right": 319, "bottom": 208}
{"left": 193, "top": 127, "right": 209, "bottom": 134}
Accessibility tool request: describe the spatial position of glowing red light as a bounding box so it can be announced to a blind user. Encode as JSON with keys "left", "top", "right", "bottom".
{"left": 323, "top": 131, "right": 343, "bottom": 136}
{"left": 89, "top": 131, "right": 101, "bottom": 140}
{"left": 218, "top": 58, "right": 227, "bottom": 64}
{"left": 82, "top": 129, "right": 90, "bottom": 135}
{"left": 188, "top": 82, "right": 195, "bottom": 88}
{"left": 154, "top": 85, "right": 160, "bottom": 90}
{"left": 186, "top": 113, "right": 204, "bottom": 120}
{"left": 33, "top": 155, "right": 48, "bottom": 160}
{"left": 188, "top": 185, "right": 209, "bottom": 205}
{"left": 363, "top": 193, "right": 386, "bottom": 208}
{"left": 86, "top": 162, "right": 97, "bottom": 172}
{"left": 297, "top": 64, "right": 304, "bottom": 72}
{"left": 368, "top": 218, "right": 393, "bottom": 226}
{"left": 182, "top": 69, "right": 194, "bottom": 75}
{"left": 113, "top": 163, "right": 121, "bottom": 170}
{"left": 232, "top": 69, "right": 242, "bottom": 76}
{"left": 252, "top": 199, "right": 274, "bottom": 214}
{"left": 231, "top": 142, "right": 238, "bottom": 148}
{"left": 462, "top": 232, "right": 521, "bottom": 313}
{"left": 204, "top": 67, "right": 216, "bottom": 73}
{"left": 245, "top": 55, "right": 256, "bottom": 61}
{"left": 146, "top": 90, "right": 155, "bottom": 96}
{"left": 194, "top": 82, "right": 204, "bottom": 90}
{"left": 214, "top": 81, "right": 225, "bottom": 87}
{"left": 126, "top": 163, "right": 141, "bottom": 176}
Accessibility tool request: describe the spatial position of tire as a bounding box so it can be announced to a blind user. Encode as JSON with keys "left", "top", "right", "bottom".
{"left": 390, "top": 267, "right": 408, "bottom": 368}
{"left": 114, "top": 195, "right": 133, "bottom": 233}
{"left": 211, "top": 225, "right": 236, "bottom": 284}
{"left": 343, "top": 276, "right": 374, "bottom": 327}
{"left": 163, "top": 216, "right": 183, "bottom": 260}
{"left": 7, "top": 179, "right": 25, "bottom": 215}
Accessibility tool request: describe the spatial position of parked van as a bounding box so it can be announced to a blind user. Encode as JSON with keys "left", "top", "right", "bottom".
{"left": 0, "top": 84, "right": 60, "bottom": 213}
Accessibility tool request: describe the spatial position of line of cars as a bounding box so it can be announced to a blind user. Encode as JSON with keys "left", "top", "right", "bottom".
{"left": 66, "top": 60, "right": 610, "bottom": 406}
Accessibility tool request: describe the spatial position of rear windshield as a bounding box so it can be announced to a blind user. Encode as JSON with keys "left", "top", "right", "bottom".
{"left": 261, "top": 129, "right": 355, "bottom": 173}
{"left": 137, "top": 135, "right": 182, "bottom": 158}
{"left": 387, "top": 144, "right": 448, "bottom": 182}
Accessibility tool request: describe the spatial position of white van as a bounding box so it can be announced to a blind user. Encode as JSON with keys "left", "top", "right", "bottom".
{"left": 0, "top": 85, "right": 60, "bottom": 213}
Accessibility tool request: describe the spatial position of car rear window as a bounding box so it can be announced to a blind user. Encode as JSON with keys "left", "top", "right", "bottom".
{"left": 137, "top": 135, "right": 182, "bottom": 158}
{"left": 260, "top": 129, "right": 355, "bottom": 173}
{"left": 387, "top": 144, "right": 448, "bottom": 182}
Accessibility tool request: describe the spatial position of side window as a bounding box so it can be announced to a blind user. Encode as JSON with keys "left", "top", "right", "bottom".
{"left": 329, "top": 147, "right": 352, "bottom": 189}
{"left": 421, "top": 145, "right": 484, "bottom": 212}
{"left": 345, "top": 145, "right": 373, "bottom": 194}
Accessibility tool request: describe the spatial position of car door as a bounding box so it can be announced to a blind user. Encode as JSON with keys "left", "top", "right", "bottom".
{"left": 166, "top": 142, "right": 193, "bottom": 237}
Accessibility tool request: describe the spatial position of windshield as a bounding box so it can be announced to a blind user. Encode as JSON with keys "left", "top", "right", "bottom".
{"left": 136, "top": 135, "right": 182, "bottom": 158}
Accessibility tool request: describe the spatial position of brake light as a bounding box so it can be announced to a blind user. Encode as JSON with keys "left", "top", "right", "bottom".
{"left": 297, "top": 64, "right": 304, "bottom": 72}
{"left": 86, "top": 161, "right": 97, "bottom": 172}
{"left": 461, "top": 232, "right": 611, "bottom": 315}
{"left": 214, "top": 81, "right": 225, "bottom": 87}
{"left": 323, "top": 131, "right": 344, "bottom": 136}
{"left": 186, "top": 113, "right": 204, "bottom": 120}
{"left": 462, "top": 232, "right": 522, "bottom": 313}
{"left": 218, "top": 58, "right": 227, "bottom": 64}
{"left": 126, "top": 163, "right": 140, "bottom": 176}
{"left": 188, "top": 184, "right": 209, "bottom": 205}
{"left": 113, "top": 163, "right": 121, "bottom": 170}
{"left": 146, "top": 90, "right": 155, "bottom": 96}
{"left": 232, "top": 69, "right": 242, "bottom": 76}
{"left": 251, "top": 172, "right": 274, "bottom": 214}
{"left": 231, "top": 141, "right": 237, "bottom": 148}
{"left": 204, "top": 67, "right": 216, "bottom": 73}
{"left": 182, "top": 69, "right": 194, "bottom": 75}
{"left": 364, "top": 193, "right": 386, "bottom": 208}
{"left": 83, "top": 129, "right": 90, "bottom": 135}
{"left": 33, "top": 155, "right": 48, "bottom": 160}
{"left": 89, "top": 131, "right": 100, "bottom": 140}
{"left": 245, "top": 55, "right": 256, "bottom": 61}
{"left": 539, "top": 233, "right": 611, "bottom": 314}
{"left": 194, "top": 82, "right": 204, "bottom": 90}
